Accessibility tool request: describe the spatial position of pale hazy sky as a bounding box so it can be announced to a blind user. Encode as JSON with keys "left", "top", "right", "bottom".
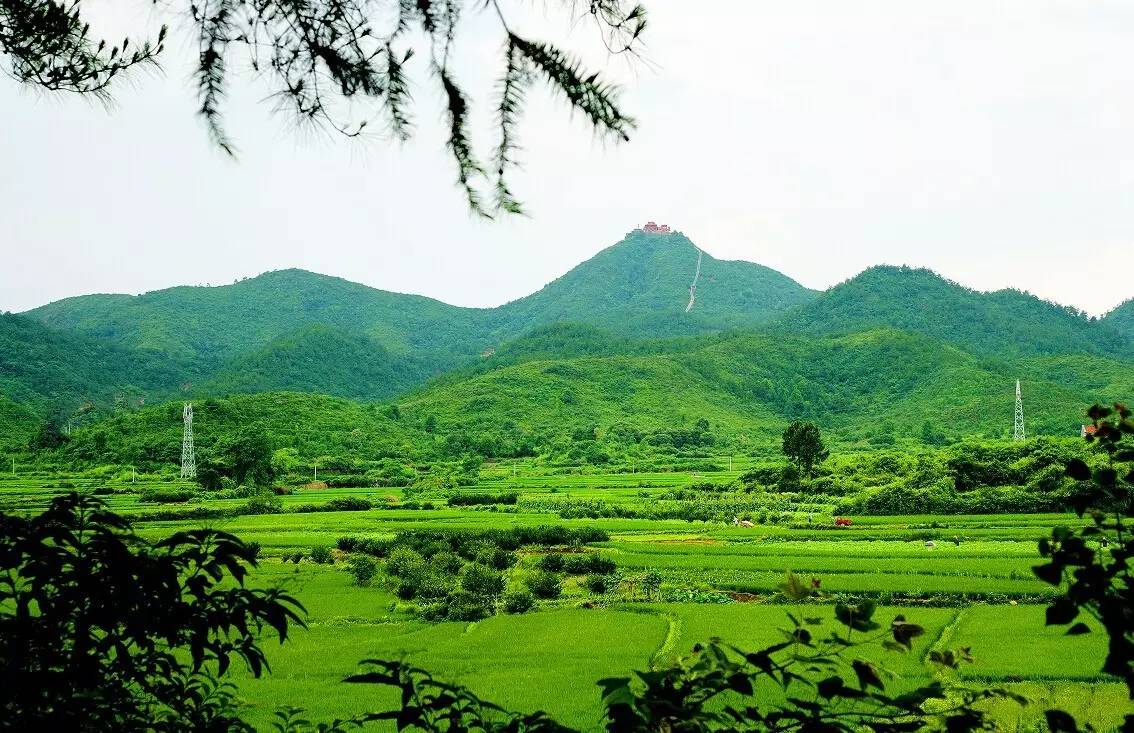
{"left": 4, "top": 1, "right": 1134, "bottom": 316}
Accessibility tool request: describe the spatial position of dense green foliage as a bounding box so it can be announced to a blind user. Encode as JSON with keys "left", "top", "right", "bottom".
{"left": 0, "top": 312, "right": 188, "bottom": 417}
{"left": 200, "top": 325, "right": 430, "bottom": 400}
{"left": 1105, "top": 299, "right": 1134, "bottom": 341}
{"left": 0, "top": 493, "right": 305, "bottom": 731}
{"left": 772, "top": 265, "right": 1131, "bottom": 358}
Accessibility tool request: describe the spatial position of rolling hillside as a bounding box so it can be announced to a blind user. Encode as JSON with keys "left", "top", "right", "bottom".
{"left": 59, "top": 324, "right": 1134, "bottom": 468}
{"left": 1104, "top": 298, "right": 1134, "bottom": 340}
{"left": 771, "top": 266, "right": 1131, "bottom": 358}
{"left": 26, "top": 268, "right": 489, "bottom": 368}
{"left": 0, "top": 313, "right": 190, "bottom": 415}
{"left": 11, "top": 230, "right": 819, "bottom": 415}
{"left": 398, "top": 327, "right": 1132, "bottom": 449}
{"left": 6, "top": 228, "right": 1132, "bottom": 452}
{"left": 198, "top": 325, "right": 430, "bottom": 400}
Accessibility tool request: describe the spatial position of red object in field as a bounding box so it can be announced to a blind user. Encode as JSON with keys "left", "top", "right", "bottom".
{"left": 641, "top": 221, "right": 671, "bottom": 234}
{"left": 834, "top": 517, "right": 853, "bottom": 527}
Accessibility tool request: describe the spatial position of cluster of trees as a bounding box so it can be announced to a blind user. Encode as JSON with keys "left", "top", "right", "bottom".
{"left": 335, "top": 527, "right": 610, "bottom": 622}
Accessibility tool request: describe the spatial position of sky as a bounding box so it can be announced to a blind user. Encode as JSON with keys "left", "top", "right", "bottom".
{"left": 3, "top": 1, "right": 1134, "bottom": 316}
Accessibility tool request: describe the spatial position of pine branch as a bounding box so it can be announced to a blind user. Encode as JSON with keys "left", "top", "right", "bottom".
{"left": 195, "top": 0, "right": 236, "bottom": 157}
{"left": 435, "top": 63, "right": 487, "bottom": 217}
{"left": 509, "top": 33, "right": 635, "bottom": 143}
{"left": 492, "top": 37, "right": 529, "bottom": 215}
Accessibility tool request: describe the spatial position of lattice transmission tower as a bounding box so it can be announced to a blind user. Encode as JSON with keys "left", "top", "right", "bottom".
{"left": 181, "top": 402, "right": 197, "bottom": 479}
{"left": 1013, "top": 380, "right": 1025, "bottom": 442}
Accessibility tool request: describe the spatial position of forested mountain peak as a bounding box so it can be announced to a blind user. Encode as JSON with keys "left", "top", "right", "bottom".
{"left": 488, "top": 228, "right": 817, "bottom": 338}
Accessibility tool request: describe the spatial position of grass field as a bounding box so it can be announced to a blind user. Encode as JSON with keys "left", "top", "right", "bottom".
{"left": 2, "top": 471, "right": 1130, "bottom": 730}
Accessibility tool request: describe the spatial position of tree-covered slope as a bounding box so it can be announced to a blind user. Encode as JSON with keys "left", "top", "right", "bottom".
{"left": 771, "top": 265, "right": 1130, "bottom": 358}
{"left": 199, "top": 325, "right": 431, "bottom": 400}
{"left": 46, "top": 327, "right": 1134, "bottom": 468}
{"left": 489, "top": 230, "right": 817, "bottom": 338}
{"left": 59, "top": 392, "right": 420, "bottom": 467}
{"left": 1103, "top": 299, "right": 1134, "bottom": 341}
{"left": 0, "top": 395, "right": 39, "bottom": 451}
{"left": 0, "top": 313, "right": 190, "bottom": 416}
{"left": 399, "top": 327, "right": 1134, "bottom": 448}
{"left": 26, "top": 269, "right": 491, "bottom": 368}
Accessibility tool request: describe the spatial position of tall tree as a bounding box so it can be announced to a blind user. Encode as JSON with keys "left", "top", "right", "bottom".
{"left": 781, "top": 420, "right": 828, "bottom": 477}
{"left": 0, "top": 0, "right": 646, "bottom": 215}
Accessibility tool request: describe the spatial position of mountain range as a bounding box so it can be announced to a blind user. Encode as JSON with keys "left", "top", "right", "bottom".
{"left": 3, "top": 227, "right": 1132, "bottom": 453}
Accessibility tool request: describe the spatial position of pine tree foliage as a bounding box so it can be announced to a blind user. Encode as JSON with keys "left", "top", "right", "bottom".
{"left": 1, "top": 0, "right": 646, "bottom": 214}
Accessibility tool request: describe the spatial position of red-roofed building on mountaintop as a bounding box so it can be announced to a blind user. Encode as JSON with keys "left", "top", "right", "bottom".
{"left": 1081, "top": 424, "right": 1098, "bottom": 438}
{"left": 641, "top": 221, "right": 671, "bottom": 234}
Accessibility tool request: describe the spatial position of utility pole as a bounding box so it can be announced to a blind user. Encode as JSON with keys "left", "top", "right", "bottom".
{"left": 314, "top": 461, "right": 318, "bottom": 482}
{"left": 1013, "top": 380, "right": 1025, "bottom": 442}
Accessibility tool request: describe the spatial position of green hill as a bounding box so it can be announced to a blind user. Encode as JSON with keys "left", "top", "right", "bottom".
{"left": 26, "top": 269, "right": 488, "bottom": 369}
{"left": 59, "top": 392, "right": 419, "bottom": 468}
{"left": 199, "top": 325, "right": 430, "bottom": 400}
{"left": 0, "top": 396, "right": 39, "bottom": 451}
{"left": 771, "top": 265, "right": 1130, "bottom": 358}
{"left": 398, "top": 328, "right": 1134, "bottom": 452}
{"left": 48, "top": 325, "right": 1134, "bottom": 469}
{"left": 1104, "top": 299, "right": 1134, "bottom": 341}
{"left": 0, "top": 313, "right": 190, "bottom": 416}
{"left": 488, "top": 230, "right": 817, "bottom": 338}
{"left": 14, "top": 230, "right": 818, "bottom": 416}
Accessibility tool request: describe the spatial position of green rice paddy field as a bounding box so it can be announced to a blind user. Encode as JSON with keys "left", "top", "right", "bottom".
{"left": 2, "top": 471, "right": 1130, "bottom": 730}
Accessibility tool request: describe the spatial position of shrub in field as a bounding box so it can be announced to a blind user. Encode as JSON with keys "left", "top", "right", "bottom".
{"left": 539, "top": 553, "right": 566, "bottom": 572}
{"left": 139, "top": 487, "right": 197, "bottom": 503}
{"left": 460, "top": 563, "right": 505, "bottom": 599}
{"left": 474, "top": 545, "right": 515, "bottom": 570}
{"left": 346, "top": 556, "right": 377, "bottom": 587}
{"left": 502, "top": 589, "right": 535, "bottom": 614}
{"left": 562, "top": 553, "right": 616, "bottom": 576}
{"left": 241, "top": 495, "right": 283, "bottom": 515}
{"left": 583, "top": 574, "right": 613, "bottom": 594}
{"left": 386, "top": 547, "right": 426, "bottom": 577}
{"left": 336, "top": 536, "right": 388, "bottom": 556}
{"left": 525, "top": 570, "right": 562, "bottom": 599}
{"left": 309, "top": 546, "right": 334, "bottom": 565}
{"left": 397, "top": 569, "right": 452, "bottom": 601}
{"left": 430, "top": 550, "right": 465, "bottom": 575}
{"left": 425, "top": 590, "right": 492, "bottom": 622}
{"left": 293, "top": 497, "right": 373, "bottom": 513}
{"left": 640, "top": 570, "right": 663, "bottom": 601}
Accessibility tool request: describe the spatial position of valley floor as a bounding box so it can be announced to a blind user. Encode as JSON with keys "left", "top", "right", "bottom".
{"left": 2, "top": 470, "right": 1131, "bottom": 731}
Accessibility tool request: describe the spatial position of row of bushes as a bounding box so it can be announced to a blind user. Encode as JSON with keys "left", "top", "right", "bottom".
{"left": 835, "top": 483, "right": 1074, "bottom": 515}
{"left": 518, "top": 496, "right": 835, "bottom": 523}
{"left": 337, "top": 526, "right": 609, "bottom": 559}
{"left": 447, "top": 492, "right": 518, "bottom": 506}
